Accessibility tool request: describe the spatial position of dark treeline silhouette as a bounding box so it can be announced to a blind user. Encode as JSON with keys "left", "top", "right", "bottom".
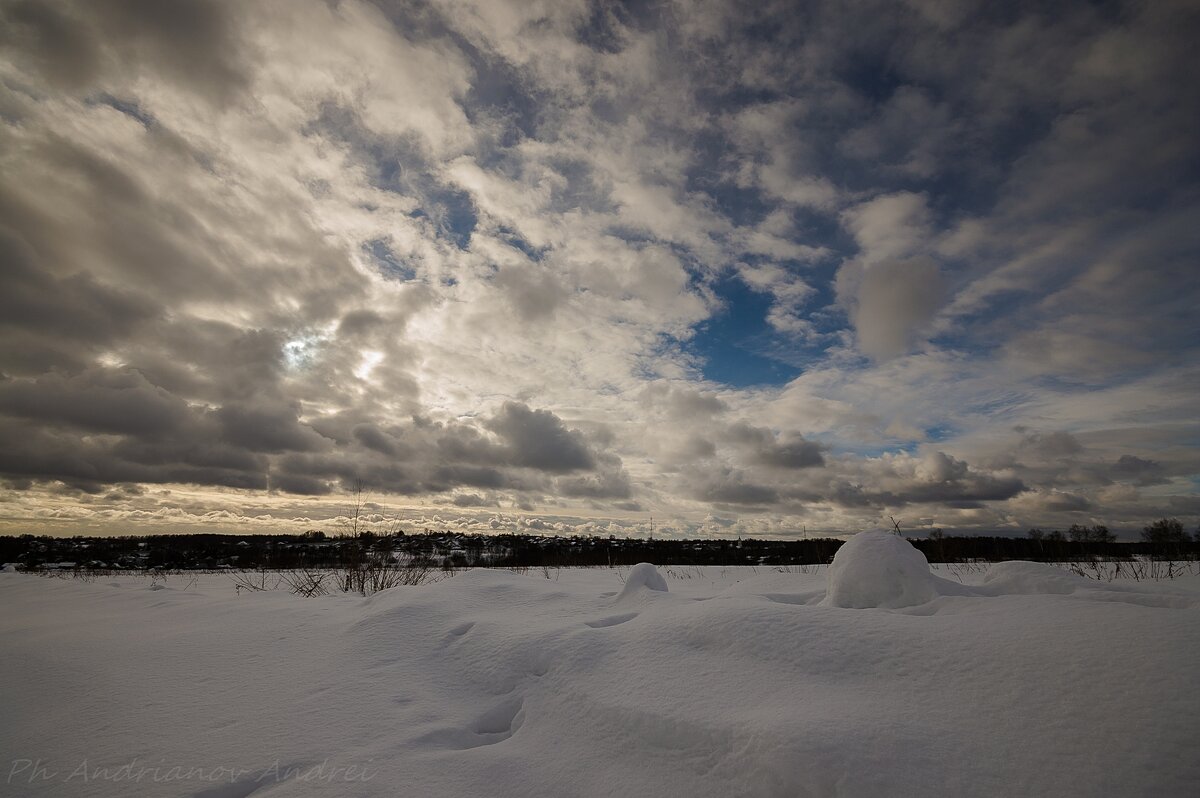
{"left": 2, "top": 519, "right": 1197, "bottom": 571}
{"left": 911, "top": 535, "right": 1195, "bottom": 563}
{"left": 2, "top": 531, "right": 842, "bottom": 570}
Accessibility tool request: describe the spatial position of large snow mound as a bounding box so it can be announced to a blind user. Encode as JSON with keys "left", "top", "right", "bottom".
{"left": 617, "top": 562, "right": 668, "bottom": 599}
{"left": 823, "top": 530, "right": 937, "bottom": 608}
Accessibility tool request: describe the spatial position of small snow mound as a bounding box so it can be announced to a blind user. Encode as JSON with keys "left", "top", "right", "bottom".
{"left": 618, "top": 563, "right": 668, "bottom": 599}
{"left": 823, "top": 531, "right": 936, "bottom": 609}
{"left": 981, "top": 561, "right": 1085, "bottom": 595}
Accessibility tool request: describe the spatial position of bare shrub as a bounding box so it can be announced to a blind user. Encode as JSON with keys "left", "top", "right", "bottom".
{"left": 340, "top": 552, "right": 437, "bottom": 595}
{"left": 228, "top": 566, "right": 282, "bottom": 595}
{"left": 1062, "top": 556, "right": 1197, "bottom": 582}
{"left": 280, "top": 568, "right": 333, "bottom": 597}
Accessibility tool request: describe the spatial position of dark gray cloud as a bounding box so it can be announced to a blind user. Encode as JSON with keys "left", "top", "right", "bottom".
{"left": 0, "top": 418, "right": 269, "bottom": 493}
{"left": 0, "top": 354, "right": 617, "bottom": 507}
{"left": 352, "top": 423, "right": 398, "bottom": 456}
{"left": 1016, "top": 430, "right": 1084, "bottom": 459}
{"left": 699, "top": 478, "right": 780, "bottom": 508}
{"left": 450, "top": 492, "right": 495, "bottom": 507}
{"left": 807, "top": 452, "right": 1026, "bottom": 510}
{"left": 0, "top": 368, "right": 189, "bottom": 437}
{"left": 557, "top": 467, "right": 632, "bottom": 500}
{"left": 1109, "top": 455, "right": 1169, "bottom": 487}
{"left": 718, "top": 422, "right": 826, "bottom": 469}
{"left": 429, "top": 465, "right": 511, "bottom": 491}
{"left": 752, "top": 436, "right": 826, "bottom": 470}
{"left": 0, "top": 0, "right": 106, "bottom": 91}
{"left": 486, "top": 402, "right": 595, "bottom": 473}
{"left": 883, "top": 476, "right": 1027, "bottom": 507}
{"left": 214, "top": 401, "right": 331, "bottom": 455}
{"left": 0, "top": 0, "right": 248, "bottom": 101}
{"left": 267, "top": 404, "right": 612, "bottom": 497}
{"left": 0, "top": 226, "right": 160, "bottom": 374}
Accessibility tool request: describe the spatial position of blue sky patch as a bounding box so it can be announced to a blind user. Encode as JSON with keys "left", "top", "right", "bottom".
{"left": 687, "top": 276, "right": 805, "bottom": 387}
{"left": 363, "top": 238, "right": 416, "bottom": 281}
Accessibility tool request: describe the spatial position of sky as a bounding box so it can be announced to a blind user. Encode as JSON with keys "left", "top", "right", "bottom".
{"left": 0, "top": 0, "right": 1198, "bottom": 539}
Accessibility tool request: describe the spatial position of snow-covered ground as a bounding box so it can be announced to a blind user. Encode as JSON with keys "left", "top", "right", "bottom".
{"left": 2, "top": 532, "right": 1198, "bottom": 798}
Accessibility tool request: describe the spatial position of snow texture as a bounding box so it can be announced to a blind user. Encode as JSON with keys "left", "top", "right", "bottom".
{"left": 1, "top": 562, "right": 1198, "bottom": 798}
{"left": 823, "top": 530, "right": 937, "bottom": 608}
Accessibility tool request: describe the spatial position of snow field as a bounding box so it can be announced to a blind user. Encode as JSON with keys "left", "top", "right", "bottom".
{"left": 1, "top": 537, "right": 1199, "bottom": 797}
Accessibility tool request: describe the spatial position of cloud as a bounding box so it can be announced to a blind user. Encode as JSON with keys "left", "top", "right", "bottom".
{"left": 213, "top": 401, "right": 330, "bottom": 455}
{"left": 639, "top": 382, "right": 729, "bottom": 418}
{"left": 557, "top": 468, "right": 632, "bottom": 500}
{"left": 1011, "top": 489, "right": 1094, "bottom": 514}
{"left": 718, "top": 423, "right": 827, "bottom": 470}
{"left": 486, "top": 402, "right": 595, "bottom": 473}
{"left": 0, "top": 368, "right": 190, "bottom": 437}
{"left": 450, "top": 492, "right": 495, "bottom": 507}
{"left": 839, "top": 87, "right": 956, "bottom": 178}
{"left": 754, "top": 438, "right": 826, "bottom": 469}
{"left": 0, "top": 0, "right": 1195, "bottom": 536}
{"left": 0, "top": 227, "right": 160, "bottom": 374}
{"left": 697, "top": 475, "right": 780, "bottom": 507}
{"left": 815, "top": 450, "right": 1027, "bottom": 509}
{"left": 0, "top": 0, "right": 249, "bottom": 101}
{"left": 849, "top": 259, "right": 945, "bottom": 360}
{"left": 1109, "top": 455, "right": 1169, "bottom": 487}
{"left": 833, "top": 193, "right": 947, "bottom": 360}
{"left": 352, "top": 423, "right": 398, "bottom": 456}
{"left": 842, "top": 193, "right": 933, "bottom": 266}
{"left": 1016, "top": 430, "right": 1084, "bottom": 459}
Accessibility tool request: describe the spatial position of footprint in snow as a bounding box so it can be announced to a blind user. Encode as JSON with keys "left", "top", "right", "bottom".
{"left": 416, "top": 698, "right": 526, "bottom": 750}
{"left": 584, "top": 612, "right": 639, "bottom": 628}
{"left": 443, "top": 621, "right": 475, "bottom": 643}
{"left": 190, "top": 778, "right": 265, "bottom": 798}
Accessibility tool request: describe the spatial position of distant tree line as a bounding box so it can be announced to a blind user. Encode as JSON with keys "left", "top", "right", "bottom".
{"left": 2, "top": 518, "right": 1196, "bottom": 571}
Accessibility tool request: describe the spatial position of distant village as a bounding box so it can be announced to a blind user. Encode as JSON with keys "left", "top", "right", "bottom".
{"left": 4, "top": 530, "right": 837, "bottom": 571}
{"left": 3, "top": 526, "right": 1195, "bottom": 572}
